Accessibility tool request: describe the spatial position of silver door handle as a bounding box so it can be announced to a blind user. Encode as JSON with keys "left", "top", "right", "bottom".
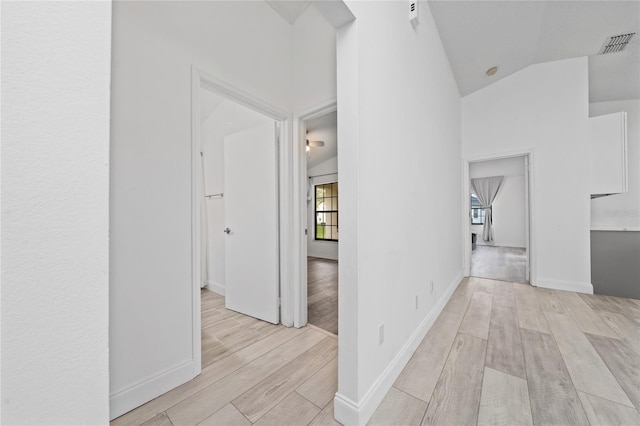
{"left": 223, "top": 227, "right": 231, "bottom": 234}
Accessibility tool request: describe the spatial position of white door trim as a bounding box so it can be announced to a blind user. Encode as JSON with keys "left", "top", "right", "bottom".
{"left": 190, "top": 66, "right": 290, "bottom": 374}
{"left": 293, "top": 98, "right": 338, "bottom": 328}
{"left": 462, "top": 149, "right": 536, "bottom": 285}
{"left": 524, "top": 155, "right": 531, "bottom": 282}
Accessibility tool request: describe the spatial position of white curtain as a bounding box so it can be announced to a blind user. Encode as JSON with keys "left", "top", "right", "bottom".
{"left": 471, "top": 176, "right": 504, "bottom": 242}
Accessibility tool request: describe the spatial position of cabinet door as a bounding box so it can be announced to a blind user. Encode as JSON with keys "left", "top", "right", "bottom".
{"left": 590, "top": 112, "right": 627, "bottom": 196}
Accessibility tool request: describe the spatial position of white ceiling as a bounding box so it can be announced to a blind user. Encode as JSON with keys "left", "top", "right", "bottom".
{"left": 306, "top": 111, "right": 337, "bottom": 169}
{"left": 428, "top": 0, "right": 639, "bottom": 102}
{"left": 200, "top": 89, "right": 224, "bottom": 122}
{"left": 200, "top": 88, "right": 272, "bottom": 138}
{"left": 265, "top": 0, "right": 310, "bottom": 24}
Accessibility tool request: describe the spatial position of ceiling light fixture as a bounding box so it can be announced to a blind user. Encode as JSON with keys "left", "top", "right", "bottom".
{"left": 306, "top": 139, "right": 325, "bottom": 155}
{"left": 486, "top": 66, "right": 498, "bottom": 76}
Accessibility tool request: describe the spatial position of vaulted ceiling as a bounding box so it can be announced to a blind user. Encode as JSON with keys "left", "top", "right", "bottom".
{"left": 306, "top": 111, "right": 337, "bottom": 169}
{"left": 265, "top": 0, "right": 310, "bottom": 24}
{"left": 428, "top": 0, "right": 639, "bottom": 102}
{"left": 266, "top": 1, "right": 638, "bottom": 103}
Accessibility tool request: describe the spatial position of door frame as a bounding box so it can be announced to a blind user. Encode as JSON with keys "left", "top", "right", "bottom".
{"left": 190, "top": 66, "right": 289, "bottom": 374}
{"left": 462, "top": 149, "right": 536, "bottom": 285}
{"left": 292, "top": 98, "right": 338, "bottom": 327}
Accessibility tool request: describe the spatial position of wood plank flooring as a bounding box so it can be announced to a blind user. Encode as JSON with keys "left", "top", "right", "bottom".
{"left": 113, "top": 278, "right": 640, "bottom": 426}
{"left": 471, "top": 245, "right": 527, "bottom": 283}
{"left": 110, "top": 289, "right": 338, "bottom": 426}
{"left": 307, "top": 257, "right": 338, "bottom": 335}
{"left": 375, "top": 277, "right": 640, "bottom": 426}
{"left": 477, "top": 367, "right": 532, "bottom": 426}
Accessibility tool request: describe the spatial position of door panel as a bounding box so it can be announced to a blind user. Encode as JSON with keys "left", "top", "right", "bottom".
{"left": 224, "top": 122, "right": 279, "bottom": 324}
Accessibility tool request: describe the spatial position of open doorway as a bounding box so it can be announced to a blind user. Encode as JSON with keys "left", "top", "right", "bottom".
{"left": 198, "top": 84, "right": 281, "bottom": 322}
{"left": 466, "top": 155, "right": 532, "bottom": 284}
{"left": 303, "top": 110, "right": 339, "bottom": 335}
{"left": 191, "top": 68, "right": 289, "bottom": 372}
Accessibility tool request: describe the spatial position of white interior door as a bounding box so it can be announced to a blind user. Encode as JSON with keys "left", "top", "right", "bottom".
{"left": 224, "top": 122, "right": 279, "bottom": 324}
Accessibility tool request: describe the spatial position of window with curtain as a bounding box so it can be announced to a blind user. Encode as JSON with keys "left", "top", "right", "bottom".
{"left": 315, "top": 182, "right": 338, "bottom": 241}
{"left": 471, "top": 176, "right": 504, "bottom": 242}
{"left": 471, "top": 193, "right": 485, "bottom": 225}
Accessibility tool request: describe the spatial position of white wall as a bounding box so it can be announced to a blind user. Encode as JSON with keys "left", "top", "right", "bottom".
{"left": 1, "top": 1, "right": 111, "bottom": 423}
{"left": 109, "top": 1, "right": 292, "bottom": 418}
{"left": 469, "top": 156, "right": 524, "bottom": 178}
{"left": 292, "top": 5, "right": 337, "bottom": 112}
{"left": 589, "top": 100, "right": 640, "bottom": 230}
{"left": 308, "top": 157, "right": 339, "bottom": 260}
{"left": 291, "top": 4, "right": 338, "bottom": 333}
{"left": 335, "top": 1, "right": 463, "bottom": 423}
{"left": 462, "top": 57, "right": 591, "bottom": 292}
{"left": 470, "top": 157, "right": 526, "bottom": 248}
{"left": 201, "top": 106, "right": 226, "bottom": 293}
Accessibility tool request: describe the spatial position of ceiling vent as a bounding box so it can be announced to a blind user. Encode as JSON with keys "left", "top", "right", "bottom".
{"left": 598, "top": 33, "right": 636, "bottom": 55}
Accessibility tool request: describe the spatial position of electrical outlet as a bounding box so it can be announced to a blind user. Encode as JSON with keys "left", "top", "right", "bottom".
{"left": 415, "top": 295, "right": 419, "bottom": 310}
{"left": 430, "top": 280, "right": 434, "bottom": 295}
{"left": 379, "top": 324, "right": 384, "bottom": 346}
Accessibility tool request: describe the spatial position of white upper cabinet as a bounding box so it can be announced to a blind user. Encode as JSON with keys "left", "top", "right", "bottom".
{"left": 589, "top": 112, "right": 628, "bottom": 197}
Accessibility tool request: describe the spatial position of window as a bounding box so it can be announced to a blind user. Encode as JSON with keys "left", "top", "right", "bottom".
{"left": 471, "top": 193, "right": 485, "bottom": 225}
{"left": 315, "top": 182, "right": 338, "bottom": 241}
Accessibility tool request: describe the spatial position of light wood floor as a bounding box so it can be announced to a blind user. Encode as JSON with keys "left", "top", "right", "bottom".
{"left": 471, "top": 245, "right": 528, "bottom": 284}
{"left": 112, "top": 279, "right": 640, "bottom": 426}
{"left": 308, "top": 257, "right": 338, "bottom": 335}
{"left": 372, "top": 276, "right": 640, "bottom": 426}
{"left": 110, "top": 289, "right": 340, "bottom": 426}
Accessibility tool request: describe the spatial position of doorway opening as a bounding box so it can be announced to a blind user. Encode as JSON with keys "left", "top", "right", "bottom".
{"left": 464, "top": 154, "right": 533, "bottom": 285}
{"left": 304, "top": 110, "right": 339, "bottom": 335}
{"left": 191, "top": 68, "right": 289, "bottom": 373}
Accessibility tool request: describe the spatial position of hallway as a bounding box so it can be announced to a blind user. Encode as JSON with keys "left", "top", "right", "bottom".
{"left": 112, "top": 279, "right": 640, "bottom": 426}
{"left": 371, "top": 277, "right": 640, "bottom": 425}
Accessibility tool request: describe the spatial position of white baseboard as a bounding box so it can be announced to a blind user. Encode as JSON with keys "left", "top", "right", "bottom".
{"left": 206, "top": 280, "right": 225, "bottom": 296}
{"left": 535, "top": 277, "right": 593, "bottom": 294}
{"left": 308, "top": 252, "right": 339, "bottom": 261}
{"left": 334, "top": 270, "right": 464, "bottom": 425}
{"left": 476, "top": 243, "right": 526, "bottom": 249}
{"left": 109, "top": 360, "right": 194, "bottom": 420}
{"left": 591, "top": 226, "right": 640, "bottom": 232}
{"left": 334, "top": 393, "right": 361, "bottom": 426}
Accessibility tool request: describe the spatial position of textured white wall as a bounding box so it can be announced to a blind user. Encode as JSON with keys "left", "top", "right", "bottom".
{"left": 463, "top": 57, "right": 591, "bottom": 291}
{"left": 1, "top": 1, "right": 112, "bottom": 424}
{"left": 590, "top": 100, "right": 640, "bottom": 230}
{"left": 335, "top": 1, "right": 463, "bottom": 423}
